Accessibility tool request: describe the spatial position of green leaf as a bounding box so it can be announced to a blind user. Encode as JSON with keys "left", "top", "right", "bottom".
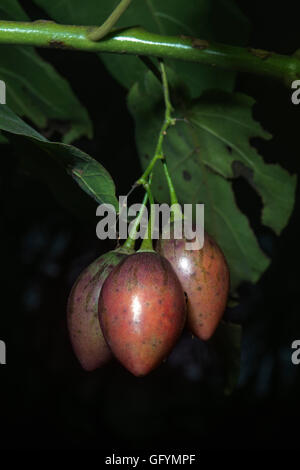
{"left": 187, "top": 91, "right": 297, "bottom": 235}
{"left": 0, "top": 105, "right": 118, "bottom": 210}
{"left": 0, "top": 1, "right": 92, "bottom": 143}
{"left": 16, "top": 136, "right": 98, "bottom": 220}
{"left": 34, "top": 0, "right": 250, "bottom": 97}
{"left": 210, "top": 321, "right": 242, "bottom": 395}
{"left": 128, "top": 71, "right": 297, "bottom": 288}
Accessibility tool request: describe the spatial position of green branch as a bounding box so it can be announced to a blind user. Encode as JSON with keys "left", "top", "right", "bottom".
{"left": 0, "top": 20, "right": 299, "bottom": 86}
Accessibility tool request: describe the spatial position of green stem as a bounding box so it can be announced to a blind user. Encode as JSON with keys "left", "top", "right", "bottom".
{"left": 139, "top": 177, "right": 155, "bottom": 252}
{"left": 144, "top": 179, "right": 155, "bottom": 207}
{"left": 137, "top": 153, "right": 162, "bottom": 186}
{"left": 133, "top": 60, "right": 180, "bottom": 223}
{"left": 160, "top": 60, "right": 174, "bottom": 120}
{"left": 159, "top": 61, "right": 179, "bottom": 205}
{"left": 123, "top": 189, "right": 148, "bottom": 251}
{"left": 162, "top": 160, "right": 178, "bottom": 206}
{"left": 163, "top": 159, "right": 183, "bottom": 222}
{"left": 159, "top": 62, "right": 181, "bottom": 220}
{"left": 137, "top": 62, "right": 176, "bottom": 186}
{"left": 0, "top": 22, "right": 298, "bottom": 87}
{"left": 137, "top": 61, "right": 180, "bottom": 223}
{"left": 88, "top": 0, "right": 132, "bottom": 41}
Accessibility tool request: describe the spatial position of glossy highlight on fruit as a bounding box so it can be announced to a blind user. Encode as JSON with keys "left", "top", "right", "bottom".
{"left": 157, "top": 228, "right": 230, "bottom": 340}
{"left": 67, "top": 249, "right": 131, "bottom": 371}
{"left": 99, "top": 251, "right": 186, "bottom": 376}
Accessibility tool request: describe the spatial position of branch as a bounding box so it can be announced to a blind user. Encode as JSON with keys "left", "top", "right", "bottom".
{"left": 0, "top": 20, "right": 299, "bottom": 87}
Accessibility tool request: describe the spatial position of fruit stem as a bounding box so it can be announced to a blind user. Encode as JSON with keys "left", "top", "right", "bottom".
{"left": 162, "top": 160, "right": 178, "bottom": 206}
{"left": 159, "top": 60, "right": 182, "bottom": 213}
{"left": 87, "top": 0, "right": 132, "bottom": 41}
{"left": 160, "top": 59, "right": 174, "bottom": 122}
{"left": 122, "top": 189, "right": 149, "bottom": 251}
{"left": 136, "top": 61, "right": 181, "bottom": 224}
{"left": 162, "top": 160, "right": 183, "bottom": 222}
{"left": 137, "top": 61, "right": 176, "bottom": 189}
{"left": 139, "top": 175, "right": 155, "bottom": 252}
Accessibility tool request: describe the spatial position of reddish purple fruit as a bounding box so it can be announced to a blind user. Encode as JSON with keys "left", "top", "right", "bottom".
{"left": 157, "top": 228, "right": 230, "bottom": 340}
{"left": 99, "top": 251, "right": 186, "bottom": 376}
{"left": 67, "top": 249, "right": 131, "bottom": 371}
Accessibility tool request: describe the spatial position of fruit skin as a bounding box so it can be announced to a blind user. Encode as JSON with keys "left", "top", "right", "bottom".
{"left": 99, "top": 251, "right": 186, "bottom": 376}
{"left": 157, "top": 228, "right": 230, "bottom": 340}
{"left": 67, "top": 249, "right": 131, "bottom": 371}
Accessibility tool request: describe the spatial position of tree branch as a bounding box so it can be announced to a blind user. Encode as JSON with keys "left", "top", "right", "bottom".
{"left": 0, "top": 20, "right": 299, "bottom": 87}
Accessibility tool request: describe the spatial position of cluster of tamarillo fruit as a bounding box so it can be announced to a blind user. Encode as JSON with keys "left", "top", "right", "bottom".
{"left": 67, "top": 223, "right": 230, "bottom": 376}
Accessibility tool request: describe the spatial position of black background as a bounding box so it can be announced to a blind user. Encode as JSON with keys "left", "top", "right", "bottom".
{"left": 0, "top": 1, "right": 299, "bottom": 451}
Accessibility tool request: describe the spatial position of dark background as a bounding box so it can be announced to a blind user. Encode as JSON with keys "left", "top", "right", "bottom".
{"left": 0, "top": 1, "right": 299, "bottom": 450}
